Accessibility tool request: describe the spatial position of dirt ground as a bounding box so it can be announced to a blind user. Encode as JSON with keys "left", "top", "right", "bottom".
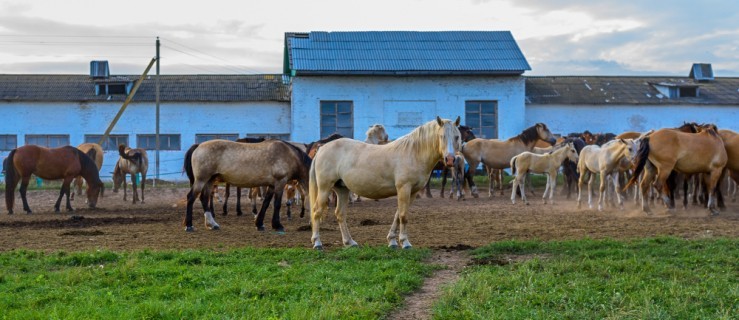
{"left": 1, "top": 185, "right": 737, "bottom": 252}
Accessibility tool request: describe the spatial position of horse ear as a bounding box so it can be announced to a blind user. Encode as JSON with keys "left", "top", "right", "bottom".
{"left": 436, "top": 116, "right": 444, "bottom": 126}
{"left": 454, "top": 116, "right": 461, "bottom": 127}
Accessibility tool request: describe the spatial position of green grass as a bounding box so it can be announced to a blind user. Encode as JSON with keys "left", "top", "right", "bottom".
{"left": 0, "top": 247, "right": 434, "bottom": 319}
{"left": 433, "top": 237, "right": 738, "bottom": 319}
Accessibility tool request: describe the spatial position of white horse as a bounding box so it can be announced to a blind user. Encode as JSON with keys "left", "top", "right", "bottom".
{"left": 309, "top": 116, "right": 462, "bottom": 249}
{"left": 510, "top": 142, "right": 578, "bottom": 205}
{"left": 577, "top": 139, "right": 636, "bottom": 211}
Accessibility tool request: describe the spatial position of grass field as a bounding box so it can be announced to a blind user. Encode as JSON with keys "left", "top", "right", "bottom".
{"left": 1, "top": 237, "right": 736, "bottom": 319}
{"left": 433, "top": 237, "right": 738, "bottom": 319}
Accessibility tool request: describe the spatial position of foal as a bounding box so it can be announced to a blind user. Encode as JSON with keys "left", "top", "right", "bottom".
{"left": 510, "top": 142, "right": 578, "bottom": 205}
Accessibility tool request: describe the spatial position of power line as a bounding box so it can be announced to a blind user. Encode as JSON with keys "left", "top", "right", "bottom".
{"left": 161, "top": 38, "right": 261, "bottom": 74}
{"left": 162, "top": 45, "right": 254, "bottom": 74}
{"left": 0, "top": 34, "right": 152, "bottom": 38}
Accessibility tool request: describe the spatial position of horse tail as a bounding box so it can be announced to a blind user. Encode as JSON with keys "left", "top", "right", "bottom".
{"left": 624, "top": 136, "right": 650, "bottom": 190}
{"left": 85, "top": 147, "right": 97, "bottom": 164}
{"left": 184, "top": 143, "right": 199, "bottom": 186}
{"left": 4, "top": 149, "right": 18, "bottom": 211}
{"left": 510, "top": 155, "right": 518, "bottom": 175}
{"left": 308, "top": 159, "right": 318, "bottom": 220}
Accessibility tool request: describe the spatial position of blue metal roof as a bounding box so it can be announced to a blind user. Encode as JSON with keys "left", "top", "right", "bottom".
{"left": 285, "top": 31, "right": 531, "bottom": 76}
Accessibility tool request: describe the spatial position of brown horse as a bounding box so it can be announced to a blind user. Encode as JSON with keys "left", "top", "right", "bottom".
{"left": 721, "top": 132, "right": 739, "bottom": 202}
{"left": 113, "top": 144, "right": 148, "bottom": 204}
{"left": 183, "top": 139, "right": 312, "bottom": 232}
{"left": 461, "top": 123, "right": 556, "bottom": 198}
{"left": 309, "top": 116, "right": 461, "bottom": 249}
{"left": 5, "top": 145, "right": 103, "bottom": 214}
{"left": 626, "top": 124, "right": 727, "bottom": 215}
{"left": 72, "top": 143, "right": 103, "bottom": 201}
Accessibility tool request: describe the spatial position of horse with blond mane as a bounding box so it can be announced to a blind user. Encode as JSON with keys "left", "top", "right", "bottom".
{"left": 309, "top": 116, "right": 461, "bottom": 249}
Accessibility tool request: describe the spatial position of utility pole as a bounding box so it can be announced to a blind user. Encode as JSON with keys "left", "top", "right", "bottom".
{"left": 155, "top": 37, "right": 160, "bottom": 186}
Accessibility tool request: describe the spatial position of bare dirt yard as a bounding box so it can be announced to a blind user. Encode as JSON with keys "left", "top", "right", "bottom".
{"left": 1, "top": 185, "right": 737, "bottom": 252}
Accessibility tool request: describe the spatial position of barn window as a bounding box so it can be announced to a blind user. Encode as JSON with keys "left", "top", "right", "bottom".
{"left": 25, "top": 134, "right": 70, "bottom": 148}
{"left": 84, "top": 134, "right": 129, "bottom": 150}
{"left": 320, "top": 101, "right": 354, "bottom": 139}
{"left": 465, "top": 101, "right": 498, "bottom": 139}
{"left": 195, "top": 134, "right": 238, "bottom": 144}
{"left": 137, "top": 134, "right": 181, "bottom": 150}
{"left": 0, "top": 134, "right": 17, "bottom": 151}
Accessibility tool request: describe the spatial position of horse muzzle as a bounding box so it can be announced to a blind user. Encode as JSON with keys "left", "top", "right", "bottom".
{"left": 444, "top": 154, "right": 455, "bottom": 167}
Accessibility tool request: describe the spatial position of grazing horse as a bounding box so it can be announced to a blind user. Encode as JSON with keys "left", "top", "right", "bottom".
{"left": 310, "top": 116, "right": 462, "bottom": 249}
{"left": 183, "top": 139, "right": 311, "bottom": 232}
{"left": 626, "top": 124, "right": 727, "bottom": 215}
{"left": 5, "top": 145, "right": 103, "bottom": 214}
{"left": 72, "top": 143, "right": 104, "bottom": 201}
{"left": 577, "top": 139, "right": 636, "bottom": 211}
{"left": 113, "top": 144, "right": 148, "bottom": 204}
{"left": 461, "top": 123, "right": 557, "bottom": 198}
{"left": 511, "top": 142, "right": 579, "bottom": 205}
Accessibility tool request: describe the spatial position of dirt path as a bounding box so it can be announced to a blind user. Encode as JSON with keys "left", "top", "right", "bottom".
{"left": 387, "top": 248, "right": 472, "bottom": 320}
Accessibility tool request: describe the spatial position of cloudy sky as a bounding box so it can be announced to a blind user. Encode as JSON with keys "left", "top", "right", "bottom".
{"left": 1, "top": 0, "right": 737, "bottom": 76}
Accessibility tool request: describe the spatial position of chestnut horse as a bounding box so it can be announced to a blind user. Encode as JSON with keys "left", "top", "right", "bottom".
{"left": 310, "top": 116, "right": 462, "bottom": 249}
{"left": 461, "top": 123, "right": 557, "bottom": 198}
{"left": 5, "top": 145, "right": 103, "bottom": 214}
{"left": 626, "top": 124, "right": 727, "bottom": 215}
{"left": 72, "top": 143, "right": 103, "bottom": 201}
{"left": 113, "top": 144, "right": 148, "bottom": 204}
{"left": 183, "top": 139, "right": 311, "bottom": 232}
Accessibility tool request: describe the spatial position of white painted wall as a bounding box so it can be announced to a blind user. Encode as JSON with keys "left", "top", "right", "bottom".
{"left": 526, "top": 104, "right": 739, "bottom": 136}
{"left": 1, "top": 101, "right": 290, "bottom": 181}
{"left": 290, "top": 75, "right": 527, "bottom": 142}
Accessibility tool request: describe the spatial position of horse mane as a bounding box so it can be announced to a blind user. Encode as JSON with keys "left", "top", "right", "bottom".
{"left": 118, "top": 144, "right": 143, "bottom": 168}
{"left": 72, "top": 147, "right": 102, "bottom": 186}
{"left": 698, "top": 123, "right": 720, "bottom": 137}
{"left": 278, "top": 140, "right": 313, "bottom": 174}
{"left": 386, "top": 120, "right": 440, "bottom": 155}
{"left": 305, "top": 133, "right": 344, "bottom": 155}
{"left": 560, "top": 137, "right": 585, "bottom": 153}
{"left": 236, "top": 137, "right": 266, "bottom": 143}
{"left": 676, "top": 122, "right": 699, "bottom": 133}
{"left": 509, "top": 123, "right": 543, "bottom": 145}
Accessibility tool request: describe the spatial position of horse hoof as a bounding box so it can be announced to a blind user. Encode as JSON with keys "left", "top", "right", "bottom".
{"left": 7, "top": 210, "right": 12, "bottom": 215}
{"left": 211, "top": 225, "right": 220, "bottom": 230}
{"left": 185, "top": 226, "right": 195, "bottom": 232}
{"left": 313, "top": 245, "right": 323, "bottom": 250}
{"left": 402, "top": 245, "right": 412, "bottom": 250}
{"left": 257, "top": 226, "right": 265, "bottom": 231}
{"left": 388, "top": 244, "right": 398, "bottom": 249}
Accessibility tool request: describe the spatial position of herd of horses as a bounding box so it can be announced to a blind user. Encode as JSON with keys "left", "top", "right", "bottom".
{"left": 3, "top": 117, "right": 737, "bottom": 250}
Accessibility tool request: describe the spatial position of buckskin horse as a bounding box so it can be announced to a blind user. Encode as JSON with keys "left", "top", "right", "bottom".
{"left": 113, "top": 144, "right": 148, "bottom": 204}
{"left": 309, "top": 116, "right": 461, "bottom": 249}
{"left": 5, "top": 145, "right": 103, "bottom": 214}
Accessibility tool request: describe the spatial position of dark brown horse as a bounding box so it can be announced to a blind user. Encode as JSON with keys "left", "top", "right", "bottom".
{"left": 5, "top": 145, "right": 103, "bottom": 214}
{"left": 113, "top": 144, "right": 148, "bottom": 204}
{"left": 183, "top": 139, "right": 312, "bottom": 232}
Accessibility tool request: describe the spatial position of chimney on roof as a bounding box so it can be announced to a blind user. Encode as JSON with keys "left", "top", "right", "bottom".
{"left": 689, "top": 63, "right": 714, "bottom": 82}
{"left": 90, "top": 60, "right": 110, "bottom": 78}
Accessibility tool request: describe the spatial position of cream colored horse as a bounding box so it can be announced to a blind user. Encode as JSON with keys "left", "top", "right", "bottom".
{"left": 113, "top": 144, "right": 148, "bottom": 204}
{"left": 511, "top": 142, "right": 578, "bottom": 205}
{"left": 72, "top": 143, "right": 103, "bottom": 201}
{"left": 309, "top": 116, "right": 462, "bottom": 250}
{"left": 577, "top": 139, "right": 636, "bottom": 211}
{"left": 365, "top": 124, "right": 389, "bottom": 144}
{"left": 461, "top": 123, "right": 557, "bottom": 198}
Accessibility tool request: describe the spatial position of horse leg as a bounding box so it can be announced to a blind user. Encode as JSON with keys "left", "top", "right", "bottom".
{"left": 547, "top": 171, "right": 556, "bottom": 205}
{"left": 465, "top": 161, "right": 479, "bottom": 198}
{"left": 271, "top": 187, "right": 285, "bottom": 232}
{"left": 200, "top": 182, "right": 220, "bottom": 230}
{"left": 612, "top": 172, "right": 624, "bottom": 210}
{"left": 488, "top": 168, "right": 496, "bottom": 198}
{"left": 440, "top": 167, "right": 448, "bottom": 198}
{"left": 19, "top": 176, "right": 33, "bottom": 214}
{"left": 395, "top": 184, "right": 415, "bottom": 249}
{"left": 577, "top": 171, "right": 587, "bottom": 209}
{"left": 424, "top": 174, "right": 433, "bottom": 198}
{"left": 63, "top": 177, "right": 75, "bottom": 212}
{"left": 234, "top": 187, "right": 244, "bottom": 216}
{"left": 140, "top": 173, "right": 146, "bottom": 204}
{"left": 587, "top": 172, "right": 596, "bottom": 209}
{"left": 597, "top": 172, "right": 607, "bottom": 211}
{"left": 254, "top": 187, "right": 274, "bottom": 231}
{"left": 72, "top": 176, "right": 82, "bottom": 201}
{"left": 222, "top": 184, "right": 229, "bottom": 216}
{"left": 704, "top": 169, "right": 723, "bottom": 215}
{"left": 310, "top": 178, "right": 333, "bottom": 250}
{"left": 122, "top": 174, "right": 128, "bottom": 201}
{"left": 510, "top": 173, "right": 520, "bottom": 205}
{"left": 334, "top": 187, "right": 357, "bottom": 247}
{"left": 184, "top": 180, "right": 205, "bottom": 231}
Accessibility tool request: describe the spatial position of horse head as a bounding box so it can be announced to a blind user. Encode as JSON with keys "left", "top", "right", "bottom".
{"left": 535, "top": 123, "right": 557, "bottom": 146}
{"left": 436, "top": 116, "right": 462, "bottom": 167}
{"left": 365, "top": 124, "right": 389, "bottom": 144}
{"left": 564, "top": 142, "right": 579, "bottom": 163}
{"left": 86, "top": 180, "right": 104, "bottom": 208}
{"left": 581, "top": 130, "right": 597, "bottom": 145}
{"left": 457, "top": 125, "right": 477, "bottom": 142}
